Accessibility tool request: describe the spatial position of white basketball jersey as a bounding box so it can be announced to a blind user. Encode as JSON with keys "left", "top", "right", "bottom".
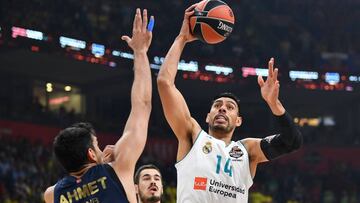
{"left": 175, "top": 130, "right": 253, "bottom": 203}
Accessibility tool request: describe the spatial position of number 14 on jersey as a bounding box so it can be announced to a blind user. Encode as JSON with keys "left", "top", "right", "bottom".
{"left": 216, "top": 155, "right": 233, "bottom": 177}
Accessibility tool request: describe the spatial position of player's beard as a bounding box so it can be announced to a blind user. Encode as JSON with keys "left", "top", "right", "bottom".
{"left": 138, "top": 190, "right": 162, "bottom": 203}
{"left": 210, "top": 121, "right": 233, "bottom": 133}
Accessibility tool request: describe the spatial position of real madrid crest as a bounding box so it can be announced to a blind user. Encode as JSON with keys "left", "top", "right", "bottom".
{"left": 229, "top": 146, "right": 243, "bottom": 159}
{"left": 202, "top": 142, "right": 212, "bottom": 154}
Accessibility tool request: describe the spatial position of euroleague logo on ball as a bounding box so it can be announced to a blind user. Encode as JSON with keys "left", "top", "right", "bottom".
{"left": 217, "top": 21, "right": 233, "bottom": 33}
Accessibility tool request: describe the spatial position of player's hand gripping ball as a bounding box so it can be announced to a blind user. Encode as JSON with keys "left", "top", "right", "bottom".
{"left": 190, "top": 0, "right": 235, "bottom": 44}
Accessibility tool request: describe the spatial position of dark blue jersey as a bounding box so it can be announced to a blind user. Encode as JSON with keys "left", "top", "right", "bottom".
{"left": 54, "top": 164, "right": 129, "bottom": 203}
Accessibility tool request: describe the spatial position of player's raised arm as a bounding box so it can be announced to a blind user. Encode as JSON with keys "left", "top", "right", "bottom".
{"left": 243, "top": 58, "right": 303, "bottom": 174}
{"left": 157, "top": 4, "right": 201, "bottom": 149}
{"left": 112, "top": 8, "right": 153, "bottom": 172}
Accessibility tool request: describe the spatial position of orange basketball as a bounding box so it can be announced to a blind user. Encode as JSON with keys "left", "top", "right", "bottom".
{"left": 189, "top": 0, "right": 235, "bottom": 44}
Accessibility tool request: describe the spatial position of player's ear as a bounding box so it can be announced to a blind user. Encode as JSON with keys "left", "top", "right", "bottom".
{"left": 135, "top": 184, "right": 139, "bottom": 194}
{"left": 235, "top": 116, "right": 242, "bottom": 127}
{"left": 206, "top": 113, "right": 210, "bottom": 123}
{"left": 87, "top": 148, "right": 97, "bottom": 162}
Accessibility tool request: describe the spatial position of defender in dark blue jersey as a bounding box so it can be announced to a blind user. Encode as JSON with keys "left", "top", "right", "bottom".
{"left": 44, "top": 8, "right": 154, "bottom": 203}
{"left": 134, "top": 164, "right": 164, "bottom": 203}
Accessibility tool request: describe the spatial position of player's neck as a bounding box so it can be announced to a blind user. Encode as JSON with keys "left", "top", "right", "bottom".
{"left": 139, "top": 198, "right": 161, "bottom": 203}
{"left": 209, "top": 130, "right": 233, "bottom": 146}
{"left": 69, "top": 163, "right": 97, "bottom": 178}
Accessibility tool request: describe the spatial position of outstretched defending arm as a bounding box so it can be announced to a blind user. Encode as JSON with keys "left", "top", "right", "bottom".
{"left": 114, "top": 8, "right": 153, "bottom": 170}
{"left": 44, "top": 10, "right": 153, "bottom": 203}
{"left": 110, "top": 10, "right": 153, "bottom": 202}
{"left": 113, "top": 8, "right": 153, "bottom": 170}
{"left": 157, "top": 4, "right": 201, "bottom": 161}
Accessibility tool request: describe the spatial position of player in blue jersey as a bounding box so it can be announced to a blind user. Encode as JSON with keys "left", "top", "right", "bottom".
{"left": 44, "top": 8, "right": 154, "bottom": 203}
{"left": 134, "top": 164, "right": 164, "bottom": 203}
{"left": 157, "top": 4, "right": 303, "bottom": 202}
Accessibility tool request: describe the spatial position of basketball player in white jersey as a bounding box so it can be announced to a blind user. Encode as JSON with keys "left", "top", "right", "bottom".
{"left": 157, "top": 4, "right": 303, "bottom": 203}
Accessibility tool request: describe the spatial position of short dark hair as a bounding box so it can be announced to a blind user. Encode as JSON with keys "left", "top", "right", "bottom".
{"left": 212, "top": 92, "right": 241, "bottom": 116}
{"left": 134, "top": 164, "right": 162, "bottom": 184}
{"left": 53, "top": 122, "right": 96, "bottom": 173}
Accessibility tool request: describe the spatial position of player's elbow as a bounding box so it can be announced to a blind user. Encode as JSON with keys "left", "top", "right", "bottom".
{"left": 157, "top": 75, "right": 173, "bottom": 89}
{"left": 138, "top": 99, "right": 152, "bottom": 114}
{"left": 132, "top": 95, "right": 152, "bottom": 114}
{"left": 144, "top": 101, "right": 152, "bottom": 113}
{"left": 292, "top": 129, "right": 303, "bottom": 151}
{"left": 286, "top": 129, "right": 303, "bottom": 153}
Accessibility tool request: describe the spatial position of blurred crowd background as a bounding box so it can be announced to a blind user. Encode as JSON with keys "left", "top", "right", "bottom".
{"left": 2, "top": 0, "right": 360, "bottom": 69}
{"left": 0, "top": 0, "right": 360, "bottom": 202}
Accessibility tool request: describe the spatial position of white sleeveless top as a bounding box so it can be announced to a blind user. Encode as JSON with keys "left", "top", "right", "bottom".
{"left": 175, "top": 130, "right": 253, "bottom": 203}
